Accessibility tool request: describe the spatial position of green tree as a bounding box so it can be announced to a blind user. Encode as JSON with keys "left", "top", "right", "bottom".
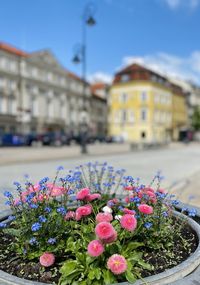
{"left": 192, "top": 107, "right": 200, "bottom": 131}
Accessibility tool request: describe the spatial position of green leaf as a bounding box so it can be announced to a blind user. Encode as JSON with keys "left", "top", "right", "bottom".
{"left": 60, "top": 260, "right": 77, "bottom": 276}
{"left": 88, "top": 267, "right": 102, "bottom": 280}
{"left": 94, "top": 268, "right": 102, "bottom": 280}
{"left": 3, "top": 228, "right": 21, "bottom": 237}
{"left": 88, "top": 269, "right": 96, "bottom": 280}
{"left": 124, "top": 242, "right": 144, "bottom": 253}
{"left": 128, "top": 251, "right": 143, "bottom": 262}
{"left": 125, "top": 270, "right": 137, "bottom": 283}
{"left": 86, "top": 256, "right": 95, "bottom": 266}
{"left": 102, "top": 269, "right": 116, "bottom": 285}
{"left": 137, "top": 260, "right": 152, "bottom": 270}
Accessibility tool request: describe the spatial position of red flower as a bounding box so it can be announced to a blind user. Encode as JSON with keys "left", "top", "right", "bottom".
{"left": 39, "top": 252, "right": 55, "bottom": 267}
{"left": 138, "top": 204, "right": 153, "bottom": 215}
{"left": 76, "top": 188, "right": 90, "bottom": 200}
{"left": 95, "top": 222, "right": 115, "bottom": 239}
{"left": 120, "top": 214, "right": 137, "bottom": 231}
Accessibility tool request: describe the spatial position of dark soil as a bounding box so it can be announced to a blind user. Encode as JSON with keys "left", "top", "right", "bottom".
{"left": 0, "top": 223, "right": 198, "bottom": 284}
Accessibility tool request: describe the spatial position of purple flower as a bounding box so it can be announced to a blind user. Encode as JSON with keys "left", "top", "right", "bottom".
{"left": 29, "top": 237, "right": 38, "bottom": 245}
{"left": 0, "top": 222, "right": 7, "bottom": 228}
{"left": 39, "top": 216, "right": 47, "bottom": 223}
{"left": 31, "top": 222, "right": 41, "bottom": 232}
{"left": 144, "top": 222, "right": 153, "bottom": 229}
{"left": 47, "top": 238, "right": 56, "bottom": 244}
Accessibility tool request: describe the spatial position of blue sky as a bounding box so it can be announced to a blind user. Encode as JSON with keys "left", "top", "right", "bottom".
{"left": 0, "top": 0, "right": 200, "bottom": 83}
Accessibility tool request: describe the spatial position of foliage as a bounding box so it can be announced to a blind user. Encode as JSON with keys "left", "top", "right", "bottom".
{"left": 192, "top": 106, "right": 200, "bottom": 131}
{"left": 0, "top": 162, "right": 196, "bottom": 285}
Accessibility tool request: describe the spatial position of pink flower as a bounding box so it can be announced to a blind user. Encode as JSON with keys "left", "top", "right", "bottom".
{"left": 124, "top": 197, "right": 130, "bottom": 203}
{"left": 76, "top": 188, "right": 90, "bottom": 200}
{"left": 102, "top": 230, "right": 117, "bottom": 244}
{"left": 120, "top": 214, "right": 137, "bottom": 232}
{"left": 138, "top": 204, "right": 153, "bottom": 215}
{"left": 107, "top": 198, "right": 119, "bottom": 207}
{"left": 96, "top": 213, "right": 113, "bottom": 223}
{"left": 86, "top": 193, "right": 102, "bottom": 202}
{"left": 28, "top": 183, "right": 40, "bottom": 193}
{"left": 157, "top": 188, "right": 166, "bottom": 194}
{"left": 75, "top": 205, "right": 92, "bottom": 220}
{"left": 107, "top": 254, "right": 127, "bottom": 275}
{"left": 37, "top": 194, "right": 49, "bottom": 202}
{"left": 87, "top": 240, "right": 104, "bottom": 257}
{"left": 138, "top": 191, "right": 144, "bottom": 199}
{"left": 13, "top": 198, "right": 21, "bottom": 206}
{"left": 50, "top": 186, "right": 65, "bottom": 197}
{"left": 123, "top": 208, "right": 136, "bottom": 215}
{"left": 145, "top": 190, "right": 156, "bottom": 198}
{"left": 95, "top": 222, "right": 115, "bottom": 239}
{"left": 144, "top": 187, "right": 154, "bottom": 193}
{"left": 144, "top": 191, "right": 157, "bottom": 203}
{"left": 64, "top": 211, "right": 75, "bottom": 220}
{"left": 39, "top": 252, "right": 55, "bottom": 267}
{"left": 124, "top": 186, "right": 134, "bottom": 191}
{"left": 75, "top": 211, "right": 82, "bottom": 221}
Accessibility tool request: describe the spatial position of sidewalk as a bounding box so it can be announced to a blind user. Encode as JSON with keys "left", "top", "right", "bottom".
{"left": 0, "top": 143, "right": 131, "bottom": 166}
{"left": 0, "top": 141, "right": 196, "bottom": 166}
{"left": 171, "top": 170, "right": 200, "bottom": 208}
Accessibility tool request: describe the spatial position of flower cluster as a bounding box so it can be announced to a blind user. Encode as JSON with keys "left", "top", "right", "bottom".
{"left": 1, "top": 162, "right": 192, "bottom": 285}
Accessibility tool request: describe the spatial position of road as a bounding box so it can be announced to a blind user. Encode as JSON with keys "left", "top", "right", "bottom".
{"left": 0, "top": 143, "right": 200, "bottom": 210}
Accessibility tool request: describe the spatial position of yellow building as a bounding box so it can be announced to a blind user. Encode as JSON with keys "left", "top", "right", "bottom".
{"left": 171, "top": 84, "right": 188, "bottom": 141}
{"left": 109, "top": 64, "right": 188, "bottom": 143}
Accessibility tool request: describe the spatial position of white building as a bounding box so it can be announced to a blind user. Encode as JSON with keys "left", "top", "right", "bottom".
{"left": 0, "top": 42, "right": 92, "bottom": 135}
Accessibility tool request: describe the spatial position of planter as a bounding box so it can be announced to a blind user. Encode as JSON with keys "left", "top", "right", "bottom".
{"left": 0, "top": 210, "right": 200, "bottom": 285}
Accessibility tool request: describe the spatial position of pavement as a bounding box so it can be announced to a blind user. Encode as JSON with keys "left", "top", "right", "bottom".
{"left": 0, "top": 142, "right": 200, "bottom": 285}
{"left": 0, "top": 143, "right": 131, "bottom": 166}
{"left": 0, "top": 142, "right": 200, "bottom": 211}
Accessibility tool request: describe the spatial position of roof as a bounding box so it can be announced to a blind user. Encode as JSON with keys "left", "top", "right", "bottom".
{"left": 0, "top": 42, "right": 28, "bottom": 57}
{"left": 91, "top": 82, "right": 109, "bottom": 93}
{"left": 0, "top": 41, "right": 87, "bottom": 85}
{"left": 113, "top": 63, "right": 168, "bottom": 84}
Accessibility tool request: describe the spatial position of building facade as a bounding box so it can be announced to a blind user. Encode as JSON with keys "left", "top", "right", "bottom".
{"left": 171, "top": 83, "right": 188, "bottom": 140}
{"left": 108, "top": 64, "right": 188, "bottom": 143}
{"left": 90, "top": 82, "right": 109, "bottom": 137}
{"left": 0, "top": 42, "right": 92, "bottom": 136}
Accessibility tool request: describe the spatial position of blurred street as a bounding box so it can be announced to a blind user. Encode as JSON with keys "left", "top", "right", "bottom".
{"left": 0, "top": 143, "right": 200, "bottom": 211}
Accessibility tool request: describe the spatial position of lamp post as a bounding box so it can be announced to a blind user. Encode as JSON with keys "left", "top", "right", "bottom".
{"left": 72, "top": 3, "right": 96, "bottom": 154}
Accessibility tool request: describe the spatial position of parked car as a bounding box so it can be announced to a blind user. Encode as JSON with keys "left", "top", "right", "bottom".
{"left": 0, "top": 133, "right": 25, "bottom": 147}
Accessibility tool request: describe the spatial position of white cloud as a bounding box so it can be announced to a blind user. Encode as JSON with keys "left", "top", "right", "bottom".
{"left": 121, "top": 51, "right": 200, "bottom": 84}
{"left": 88, "top": 71, "right": 113, "bottom": 84}
{"left": 163, "top": 0, "right": 200, "bottom": 9}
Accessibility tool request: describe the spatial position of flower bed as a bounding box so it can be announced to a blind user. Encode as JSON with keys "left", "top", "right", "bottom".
{"left": 0, "top": 162, "right": 199, "bottom": 285}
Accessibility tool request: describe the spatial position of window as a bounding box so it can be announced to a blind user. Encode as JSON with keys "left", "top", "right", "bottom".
{"left": 8, "top": 80, "right": 16, "bottom": 92}
{"left": 129, "top": 110, "right": 134, "bottom": 123}
{"left": 121, "top": 109, "right": 127, "bottom": 123}
{"left": 47, "top": 72, "right": 53, "bottom": 82}
{"left": 154, "top": 93, "right": 160, "bottom": 103}
{"left": 141, "top": 91, "right": 147, "bottom": 101}
{"left": 120, "top": 93, "right": 128, "bottom": 103}
{"left": 8, "top": 96, "right": 15, "bottom": 115}
{"left": 0, "top": 97, "right": 2, "bottom": 113}
{"left": 141, "top": 108, "right": 147, "bottom": 121}
{"left": 30, "top": 96, "right": 38, "bottom": 117}
{"left": 114, "top": 111, "right": 120, "bottom": 123}
{"left": 0, "top": 58, "right": 6, "bottom": 69}
{"left": 141, "top": 131, "right": 146, "bottom": 139}
{"left": 10, "top": 61, "right": 17, "bottom": 73}
{"left": 121, "top": 74, "right": 130, "bottom": 82}
{"left": 0, "top": 77, "right": 5, "bottom": 89}
{"left": 154, "top": 110, "right": 160, "bottom": 123}
{"left": 32, "top": 67, "right": 38, "bottom": 78}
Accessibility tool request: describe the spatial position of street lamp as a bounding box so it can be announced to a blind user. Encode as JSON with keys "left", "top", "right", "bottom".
{"left": 72, "top": 3, "right": 96, "bottom": 154}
